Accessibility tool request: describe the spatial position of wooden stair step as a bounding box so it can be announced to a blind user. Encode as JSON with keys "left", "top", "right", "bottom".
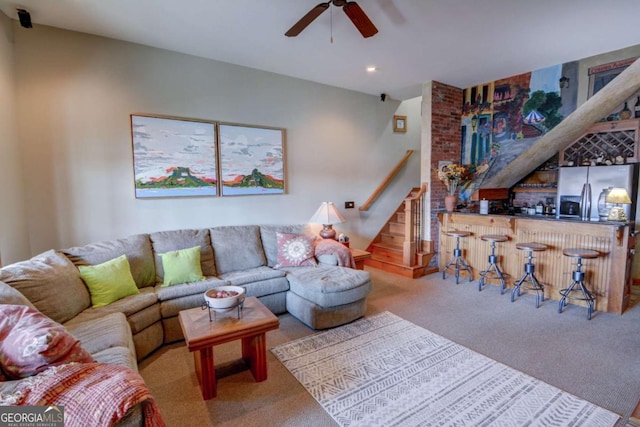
{"left": 371, "top": 251, "right": 404, "bottom": 265}
{"left": 365, "top": 254, "right": 437, "bottom": 279}
{"left": 381, "top": 231, "right": 404, "bottom": 238}
{"left": 387, "top": 222, "right": 405, "bottom": 234}
{"left": 370, "top": 250, "right": 434, "bottom": 266}
{"left": 371, "top": 242, "right": 403, "bottom": 251}
{"left": 380, "top": 232, "right": 404, "bottom": 246}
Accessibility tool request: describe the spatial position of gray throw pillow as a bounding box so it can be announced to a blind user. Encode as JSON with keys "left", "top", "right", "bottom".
{"left": 63, "top": 234, "right": 156, "bottom": 289}
{"left": 210, "top": 225, "right": 266, "bottom": 274}
{"left": 0, "top": 280, "right": 35, "bottom": 308}
{"left": 150, "top": 229, "right": 216, "bottom": 283}
{"left": 0, "top": 250, "right": 90, "bottom": 323}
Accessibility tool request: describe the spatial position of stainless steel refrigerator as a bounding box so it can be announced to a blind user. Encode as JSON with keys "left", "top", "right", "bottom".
{"left": 556, "top": 164, "right": 638, "bottom": 221}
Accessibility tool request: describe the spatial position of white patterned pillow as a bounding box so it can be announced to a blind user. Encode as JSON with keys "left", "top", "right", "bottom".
{"left": 274, "top": 233, "right": 317, "bottom": 269}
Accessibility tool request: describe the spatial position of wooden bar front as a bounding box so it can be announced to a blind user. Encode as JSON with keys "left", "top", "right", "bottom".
{"left": 438, "top": 213, "right": 633, "bottom": 314}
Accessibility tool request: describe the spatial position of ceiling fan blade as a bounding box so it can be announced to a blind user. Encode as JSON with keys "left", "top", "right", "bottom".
{"left": 285, "top": 3, "right": 330, "bottom": 37}
{"left": 343, "top": 2, "right": 378, "bottom": 38}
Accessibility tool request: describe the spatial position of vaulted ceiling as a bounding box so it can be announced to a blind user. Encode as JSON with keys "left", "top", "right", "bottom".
{"left": 2, "top": 0, "right": 640, "bottom": 100}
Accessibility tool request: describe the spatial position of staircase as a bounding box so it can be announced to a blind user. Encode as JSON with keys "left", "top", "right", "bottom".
{"left": 364, "top": 186, "right": 438, "bottom": 278}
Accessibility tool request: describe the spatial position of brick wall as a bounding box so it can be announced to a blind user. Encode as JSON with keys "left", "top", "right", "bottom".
{"left": 430, "top": 82, "right": 462, "bottom": 253}
{"left": 493, "top": 72, "right": 531, "bottom": 91}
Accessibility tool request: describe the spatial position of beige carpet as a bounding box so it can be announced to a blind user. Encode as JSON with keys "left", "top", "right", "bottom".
{"left": 139, "top": 268, "right": 640, "bottom": 426}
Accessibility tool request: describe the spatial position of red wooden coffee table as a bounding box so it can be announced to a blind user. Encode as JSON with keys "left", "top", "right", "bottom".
{"left": 178, "top": 296, "right": 279, "bottom": 399}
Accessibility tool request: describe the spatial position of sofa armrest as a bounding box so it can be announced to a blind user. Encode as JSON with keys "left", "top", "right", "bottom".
{"left": 314, "top": 239, "right": 355, "bottom": 268}
{"left": 316, "top": 254, "right": 339, "bottom": 266}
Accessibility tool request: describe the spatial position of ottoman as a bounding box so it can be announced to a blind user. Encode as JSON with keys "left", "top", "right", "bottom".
{"left": 284, "top": 265, "right": 372, "bottom": 329}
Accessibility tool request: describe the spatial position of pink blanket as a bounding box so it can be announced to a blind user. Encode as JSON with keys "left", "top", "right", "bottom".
{"left": 0, "top": 362, "right": 165, "bottom": 427}
{"left": 314, "top": 239, "right": 356, "bottom": 269}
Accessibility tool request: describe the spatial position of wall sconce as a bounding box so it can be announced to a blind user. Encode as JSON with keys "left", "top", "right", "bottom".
{"left": 471, "top": 114, "right": 478, "bottom": 132}
{"left": 605, "top": 187, "right": 632, "bottom": 222}
{"left": 559, "top": 76, "right": 570, "bottom": 89}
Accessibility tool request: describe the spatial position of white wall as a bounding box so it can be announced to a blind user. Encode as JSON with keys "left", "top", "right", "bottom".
{"left": 0, "top": 14, "right": 29, "bottom": 265}
{"left": 10, "top": 22, "right": 421, "bottom": 260}
{"left": 420, "top": 82, "right": 433, "bottom": 241}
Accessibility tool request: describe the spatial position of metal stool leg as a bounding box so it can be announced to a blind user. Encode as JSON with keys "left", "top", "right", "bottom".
{"left": 558, "top": 256, "right": 596, "bottom": 320}
{"left": 479, "top": 241, "right": 506, "bottom": 293}
{"left": 511, "top": 251, "right": 544, "bottom": 308}
{"left": 443, "top": 236, "right": 472, "bottom": 284}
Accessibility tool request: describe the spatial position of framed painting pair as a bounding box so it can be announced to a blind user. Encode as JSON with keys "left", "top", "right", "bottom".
{"left": 131, "top": 114, "right": 285, "bottom": 198}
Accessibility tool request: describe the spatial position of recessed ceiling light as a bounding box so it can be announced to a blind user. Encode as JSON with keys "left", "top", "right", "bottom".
{"left": 366, "top": 66, "right": 377, "bottom": 73}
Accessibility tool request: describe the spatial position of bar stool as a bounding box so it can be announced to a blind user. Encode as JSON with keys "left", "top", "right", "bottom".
{"left": 442, "top": 230, "right": 472, "bottom": 284}
{"left": 478, "top": 234, "right": 509, "bottom": 293}
{"left": 511, "top": 242, "right": 547, "bottom": 308}
{"left": 558, "top": 248, "right": 599, "bottom": 320}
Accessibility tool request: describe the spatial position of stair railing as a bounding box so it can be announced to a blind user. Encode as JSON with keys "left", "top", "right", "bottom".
{"left": 359, "top": 150, "right": 414, "bottom": 211}
{"left": 403, "top": 183, "right": 427, "bottom": 266}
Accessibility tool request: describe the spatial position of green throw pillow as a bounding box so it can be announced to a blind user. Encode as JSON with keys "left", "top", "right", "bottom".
{"left": 160, "top": 246, "right": 205, "bottom": 287}
{"left": 78, "top": 254, "right": 139, "bottom": 308}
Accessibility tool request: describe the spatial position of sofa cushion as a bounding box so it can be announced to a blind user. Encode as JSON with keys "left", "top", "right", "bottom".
{"left": 63, "top": 234, "right": 156, "bottom": 289}
{"left": 241, "top": 277, "right": 290, "bottom": 298}
{"left": 66, "top": 312, "right": 135, "bottom": 363}
{"left": 259, "top": 224, "right": 309, "bottom": 267}
{"left": 285, "top": 265, "right": 372, "bottom": 308}
{"left": 0, "top": 250, "right": 90, "bottom": 324}
{"left": 0, "top": 280, "right": 35, "bottom": 308}
{"left": 274, "top": 232, "right": 317, "bottom": 269}
{"left": 92, "top": 346, "right": 138, "bottom": 370}
{"left": 210, "top": 225, "right": 266, "bottom": 274}
{"left": 154, "top": 276, "right": 227, "bottom": 302}
{"left": 218, "top": 266, "right": 286, "bottom": 286}
{"left": 0, "top": 305, "right": 95, "bottom": 379}
{"left": 150, "top": 229, "right": 216, "bottom": 282}
{"left": 159, "top": 246, "right": 205, "bottom": 286}
{"left": 286, "top": 291, "right": 367, "bottom": 330}
{"left": 159, "top": 294, "right": 212, "bottom": 319}
{"left": 218, "top": 267, "right": 290, "bottom": 298}
{"left": 78, "top": 254, "right": 140, "bottom": 308}
{"left": 65, "top": 288, "right": 158, "bottom": 333}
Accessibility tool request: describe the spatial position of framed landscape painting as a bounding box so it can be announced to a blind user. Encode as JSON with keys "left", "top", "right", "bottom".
{"left": 218, "top": 123, "right": 286, "bottom": 196}
{"left": 131, "top": 114, "right": 218, "bottom": 198}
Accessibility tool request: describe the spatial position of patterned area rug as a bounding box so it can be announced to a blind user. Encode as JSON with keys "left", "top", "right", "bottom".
{"left": 271, "top": 311, "right": 619, "bottom": 427}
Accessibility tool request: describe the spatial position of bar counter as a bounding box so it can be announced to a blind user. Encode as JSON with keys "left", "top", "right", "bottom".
{"left": 437, "top": 212, "right": 634, "bottom": 314}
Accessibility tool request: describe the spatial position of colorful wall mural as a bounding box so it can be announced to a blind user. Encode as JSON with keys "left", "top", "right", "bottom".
{"left": 459, "top": 63, "right": 577, "bottom": 200}
{"left": 458, "top": 51, "right": 640, "bottom": 201}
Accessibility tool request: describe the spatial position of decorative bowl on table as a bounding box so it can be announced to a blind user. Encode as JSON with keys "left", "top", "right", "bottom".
{"left": 203, "top": 285, "right": 246, "bottom": 313}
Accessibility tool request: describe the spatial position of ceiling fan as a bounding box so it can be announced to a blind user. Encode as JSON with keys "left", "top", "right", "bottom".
{"left": 285, "top": 1, "right": 378, "bottom": 39}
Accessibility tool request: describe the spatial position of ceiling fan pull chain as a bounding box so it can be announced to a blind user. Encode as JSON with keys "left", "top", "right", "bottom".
{"left": 330, "top": 4, "right": 333, "bottom": 43}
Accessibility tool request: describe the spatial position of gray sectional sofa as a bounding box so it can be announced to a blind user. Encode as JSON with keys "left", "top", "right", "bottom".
{"left": 0, "top": 223, "right": 372, "bottom": 426}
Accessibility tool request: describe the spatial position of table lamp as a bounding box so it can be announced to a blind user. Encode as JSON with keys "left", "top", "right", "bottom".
{"left": 309, "top": 201, "right": 346, "bottom": 239}
{"left": 605, "top": 187, "right": 632, "bottom": 222}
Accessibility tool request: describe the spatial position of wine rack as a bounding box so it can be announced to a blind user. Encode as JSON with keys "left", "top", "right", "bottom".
{"left": 559, "top": 119, "right": 640, "bottom": 166}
